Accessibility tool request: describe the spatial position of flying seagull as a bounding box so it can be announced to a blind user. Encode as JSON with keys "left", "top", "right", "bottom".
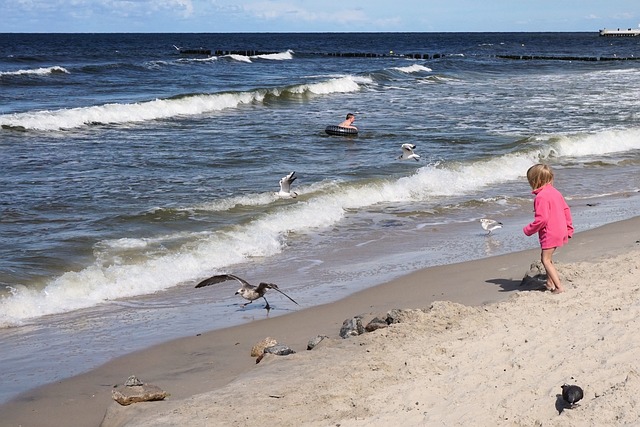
{"left": 398, "top": 143, "right": 420, "bottom": 161}
{"left": 277, "top": 171, "right": 298, "bottom": 198}
{"left": 480, "top": 218, "right": 503, "bottom": 235}
{"left": 195, "top": 273, "right": 299, "bottom": 311}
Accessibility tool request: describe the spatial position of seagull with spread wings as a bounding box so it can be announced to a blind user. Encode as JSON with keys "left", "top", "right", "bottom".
{"left": 277, "top": 171, "right": 298, "bottom": 198}
{"left": 195, "top": 273, "right": 299, "bottom": 311}
{"left": 398, "top": 143, "right": 421, "bottom": 161}
{"left": 480, "top": 218, "right": 503, "bottom": 235}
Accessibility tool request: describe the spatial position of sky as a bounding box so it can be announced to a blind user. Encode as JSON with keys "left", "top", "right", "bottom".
{"left": 0, "top": 0, "right": 638, "bottom": 33}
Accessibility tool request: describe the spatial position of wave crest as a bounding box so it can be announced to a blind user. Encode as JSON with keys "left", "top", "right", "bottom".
{"left": 0, "top": 75, "right": 365, "bottom": 131}
{"left": 0, "top": 66, "right": 69, "bottom": 77}
{"left": 392, "top": 64, "right": 432, "bottom": 73}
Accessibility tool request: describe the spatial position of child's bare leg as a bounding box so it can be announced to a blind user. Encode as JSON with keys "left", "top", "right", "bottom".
{"left": 541, "top": 248, "right": 564, "bottom": 293}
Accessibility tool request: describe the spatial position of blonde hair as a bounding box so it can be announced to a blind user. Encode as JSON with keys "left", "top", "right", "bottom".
{"left": 526, "top": 164, "right": 554, "bottom": 190}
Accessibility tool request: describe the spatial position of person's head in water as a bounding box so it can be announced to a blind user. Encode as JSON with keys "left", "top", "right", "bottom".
{"left": 339, "top": 113, "right": 357, "bottom": 129}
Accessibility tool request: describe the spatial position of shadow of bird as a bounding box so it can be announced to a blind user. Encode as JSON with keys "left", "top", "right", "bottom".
{"left": 195, "top": 273, "right": 299, "bottom": 312}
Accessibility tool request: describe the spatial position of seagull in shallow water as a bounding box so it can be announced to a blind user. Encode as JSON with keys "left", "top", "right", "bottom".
{"left": 480, "top": 218, "right": 503, "bottom": 235}
{"left": 195, "top": 273, "right": 299, "bottom": 311}
{"left": 277, "top": 171, "right": 298, "bottom": 198}
{"left": 398, "top": 143, "right": 421, "bottom": 161}
{"left": 561, "top": 384, "right": 584, "bottom": 408}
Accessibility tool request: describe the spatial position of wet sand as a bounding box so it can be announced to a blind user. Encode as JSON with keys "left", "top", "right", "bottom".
{"left": 1, "top": 216, "right": 638, "bottom": 426}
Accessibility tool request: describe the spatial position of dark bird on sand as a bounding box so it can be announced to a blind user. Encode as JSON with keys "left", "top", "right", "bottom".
{"left": 195, "top": 274, "right": 299, "bottom": 311}
{"left": 561, "top": 384, "right": 584, "bottom": 407}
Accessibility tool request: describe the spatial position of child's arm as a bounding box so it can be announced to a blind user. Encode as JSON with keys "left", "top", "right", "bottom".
{"left": 564, "top": 204, "right": 574, "bottom": 238}
{"left": 523, "top": 197, "right": 549, "bottom": 236}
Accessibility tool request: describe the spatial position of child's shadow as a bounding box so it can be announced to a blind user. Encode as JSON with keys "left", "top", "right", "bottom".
{"left": 486, "top": 274, "right": 549, "bottom": 293}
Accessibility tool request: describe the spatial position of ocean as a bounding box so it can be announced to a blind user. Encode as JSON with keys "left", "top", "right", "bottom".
{"left": 1, "top": 32, "right": 639, "bottom": 404}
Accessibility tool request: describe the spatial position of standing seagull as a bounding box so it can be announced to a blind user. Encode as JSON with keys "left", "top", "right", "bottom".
{"left": 277, "top": 171, "right": 298, "bottom": 198}
{"left": 398, "top": 143, "right": 421, "bottom": 161}
{"left": 480, "top": 218, "right": 503, "bottom": 235}
{"left": 195, "top": 274, "right": 299, "bottom": 311}
{"left": 561, "top": 384, "right": 584, "bottom": 408}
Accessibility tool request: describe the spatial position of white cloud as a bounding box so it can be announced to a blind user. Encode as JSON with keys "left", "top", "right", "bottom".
{"left": 612, "top": 12, "right": 634, "bottom": 20}
{"left": 166, "top": 0, "right": 194, "bottom": 17}
{"left": 241, "top": 1, "right": 369, "bottom": 25}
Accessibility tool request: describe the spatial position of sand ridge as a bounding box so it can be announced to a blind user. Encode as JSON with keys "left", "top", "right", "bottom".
{"left": 107, "top": 248, "right": 640, "bottom": 426}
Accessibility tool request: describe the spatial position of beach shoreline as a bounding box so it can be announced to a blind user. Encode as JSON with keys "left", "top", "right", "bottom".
{"left": 1, "top": 216, "right": 639, "bottom": 426}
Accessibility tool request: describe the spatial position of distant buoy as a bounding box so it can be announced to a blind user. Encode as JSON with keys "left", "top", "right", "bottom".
{"left": 325, "top": 125, "right": 358, "bottom": 136}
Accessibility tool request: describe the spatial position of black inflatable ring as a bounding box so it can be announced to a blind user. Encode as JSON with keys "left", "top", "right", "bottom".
{"left": 325, "top": 125, "right": 358, "bottom": 136}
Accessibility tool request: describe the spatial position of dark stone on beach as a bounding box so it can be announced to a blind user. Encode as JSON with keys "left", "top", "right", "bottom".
{"left": 251, "top": 337, "right": 278, "bottom": 357}
{"left": 385, "top": 308, "right": 427, "bottom": 324}
{"left": 264, "top": 344, "right": 296, "bottom": 356}
{"left": 124, "top": 375, "right": 143, "bottom": 387}
{"left": 520, "top": 260, "right": 547, "bottom": 287}
{"left": 339, "top": 316, "right": 364, "bottom": 338}
{"left": 307, "top": 335, "right": 328, "bottom": 350}
{"left": 385, "top": 308, "right": 409, "bottom": 324}
{"left": 256, "top": 344, "right": 296, "bottom": 364}
{"left": 365, "top": 317, "right": 388, "bottom": 332}
{"left": 112, "top": 384, "right": 167, "bottom": 406}
{"left": 525, "top": 260, "right": 546, "bottom": 277}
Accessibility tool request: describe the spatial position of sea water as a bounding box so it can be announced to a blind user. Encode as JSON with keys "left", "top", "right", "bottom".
{"left": 1, "top": 32, "right": 639, "bottom": 403}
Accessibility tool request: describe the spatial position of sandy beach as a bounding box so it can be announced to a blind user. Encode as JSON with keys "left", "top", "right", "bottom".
{"left": 2, "top": 216, "right": 639, "bottom": 426}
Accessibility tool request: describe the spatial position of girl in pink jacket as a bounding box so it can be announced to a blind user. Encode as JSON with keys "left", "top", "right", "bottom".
{"left": 523, "top": 164, "right": 574, "bottom": 293}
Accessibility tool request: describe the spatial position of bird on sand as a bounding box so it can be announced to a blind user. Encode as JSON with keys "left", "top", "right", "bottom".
{"left": 398, "top": 143, "right": 421, "bottom": 161}
{"left": 277, "top": 171, "right": 298, "bottom": 198}
{"left": 195, "top": 273, "right": 299, "bottom": 311}
{"left": 561, "top": 384, "right": 584, "bottom": 408}
{"left": 480, "top": 218, "right": 503, "bottom": 235}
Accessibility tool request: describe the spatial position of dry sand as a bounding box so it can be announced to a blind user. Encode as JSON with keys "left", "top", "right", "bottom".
{"left": 2, "top": 217, "right": 639, "bottom": 427}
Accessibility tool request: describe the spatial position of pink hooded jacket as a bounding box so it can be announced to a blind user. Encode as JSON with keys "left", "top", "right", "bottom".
{"left": 523, "top": 184, "right": 574, "bottom": 249}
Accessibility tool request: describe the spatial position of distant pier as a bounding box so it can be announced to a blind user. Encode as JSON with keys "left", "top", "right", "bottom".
{"left": 176, "top": 47, "right": 637, "bottom": 62}
{"left": 599, "top": 28, "right": 640, "bottom": 37}
{"left": 497, "top": 54, "right": 638, "bottom": 61}
{"left": 178, "top": 48, "right": 212, "bottom": 55}
{"left": 214, "top": 50, "right": 277, "bottom": 56}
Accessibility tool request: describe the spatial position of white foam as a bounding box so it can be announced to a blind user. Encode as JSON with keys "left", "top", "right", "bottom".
{"left": 0, "top": 66, "right": 69, "bottom": 77}
{"left": 177, "top": 56, "right": 218, "bottom": 63}
{"left": 0, "top": 75, "right": 366, "bottom": 131}
{"left": 252, "top": 50, "right": 294, "bottom": 60}
{"left": 226, "top": 54, "right": 252, "bottom": 63}
{"left": 100, "top": 237, "right": 150, "bottom": 249}
{"left": 393, "top": 64, "right": 432, "bottom": 73}
{"left": 552, "top": 129, "right": 640, "bottom": 157}
{"left": 192, "top": 192, "right": 278, "bottom": 211}
{"left": 293, "top": 75, "right": 368, "bottom": 95}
